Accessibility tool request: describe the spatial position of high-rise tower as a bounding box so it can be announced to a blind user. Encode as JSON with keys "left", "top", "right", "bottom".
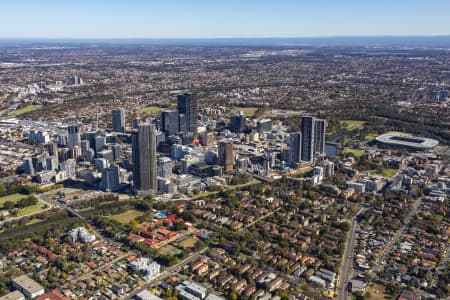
{"left": 289, "top": 132, "right": 302, "bottom": 165}
{"left": 313, "top": 118, "right": 326, "bottom": 156}
{"left": 218, "top": 141, "right": 234, "bottom": 173}
{"left": 132, "top": 124, "right": 157, "bottom": 194}
{"left": 301, "top": 116, "right": 315, "bottom": 162}
{"left": 67, "top": 124, "right": 81, "bottom": 148}
{"left": 112, "top": 108, "right": 125, "bottom": 133}
{"left": 177, "top": 92, "right": 198, "bottom": 134}
{"left": 160, "top": 109, "right": 179, "bottom": 136}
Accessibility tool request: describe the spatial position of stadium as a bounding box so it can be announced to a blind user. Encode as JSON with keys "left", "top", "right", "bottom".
{"left": 375, "top": 133, "right": 439, "bottom": 151}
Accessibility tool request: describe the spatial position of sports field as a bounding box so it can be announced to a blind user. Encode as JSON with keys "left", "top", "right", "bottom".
{"left": 110, "top": 210, "right": 145, "bottom": 224}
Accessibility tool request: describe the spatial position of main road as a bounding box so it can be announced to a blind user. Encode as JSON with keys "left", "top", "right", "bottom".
{"left": 337, "top": 220, "right": 357, "bottom": 300}
{"left": 125, "top": 247, "right": 208, "bottom": 299}
{"left": 372, "top": 197, "right": 422, "bottom": 274}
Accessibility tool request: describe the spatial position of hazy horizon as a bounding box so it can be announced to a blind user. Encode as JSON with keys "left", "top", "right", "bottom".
{"left": 2, "top": 36, "right": 450, "bottom": 48}
{"left": 1, "top": 1, "right": 450, "bottom": 39}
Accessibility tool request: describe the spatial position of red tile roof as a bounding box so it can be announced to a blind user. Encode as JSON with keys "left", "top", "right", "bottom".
{"left": 36, "top": 290, "right": 69, "bottom": 300}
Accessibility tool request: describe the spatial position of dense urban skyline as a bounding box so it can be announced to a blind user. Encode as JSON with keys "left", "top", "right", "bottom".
{"left": 1, "top": 0, "right": 450, "bottom": 38}
{"left": 0, "top": 2, "right": 448, "bottom": 300}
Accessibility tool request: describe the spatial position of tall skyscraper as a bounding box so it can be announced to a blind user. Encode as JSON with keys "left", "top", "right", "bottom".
{"left": 67, "top": 124, "right": 81, "bottom": 148}
{"left": 160, "top": 109, "right": 179, "bottom": 136}
{"left": 45, "top": 142, "right": 58, "bottom": 157}
{"left": 177, "top": 92, "right": 198, "bottom": 134}
{"left": 218, "top": 141, "right": 234, "bottom": 173}
{"left": 111, "top": 144, "right": 121, "bottom": 161}
{"left": 132, "top": 124, "right": 157, "bottom": 194}
{"left": 301, "top": 116, "right": 315, "bottom": 162}
{"left": 178, "top": 114, "right": 186, "bottom": 133}
{"left": 22, "top": 158, "right": 35, "bottom": 175}
{"left": 230, "top": 111, "right": 246, "bottom": 133}
{"left": 112, "top": 108, "right": 126, "bottom": 132}
{"left": 132, "top": 117, "right": 141, "bottom": 129}
{"left": 80, "top": 140, "right": 91, "bottom": 155}
{"left": 95, "top": 136, "right": 106, "bottom": 153}
{"left": 289, "top": 132, "right": 302, "bottom": 165}
{"left": 313, "top": 119, "right": 326, "bottom": 156}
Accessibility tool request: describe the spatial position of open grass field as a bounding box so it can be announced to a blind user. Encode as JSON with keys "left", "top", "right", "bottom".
{"left": 296, "top": 166, "right": 313, "bottom": 175}
{"left": 18, "top": 200, "right": 48, "bottom": 217}
{"left": 0, "top": 194, "right": 50, "bottom": 217}
{"left": 110, "top": 210, "right": 145, "bottom": 224}
{"left": 26, "top": 219, "right": 43, "bottom": 226}
{"left": 44, "top": 187, "right": 86, "bottom": 198}
{"left": 365, "top": 133, "right": 379, "bottom": 141}
{"left": 178, "top": 237, "right": 198, "bottom": 249}
{"left": 340, "top": 120, "right": 366, "bottom": 130}
{"left": 158, "top": 245, "right": 183, "bottom": 256}
{"left": 369, "top": 168, "right": 398, "bottom": 178}
{"left": 343, "top": 147, "right": 366, "bottom": 158}
{"left": 0, "top": 193, "right": 26, "bottom": 207}
{"left": 232, "top": 106, "right": 259, "bottom": 117}
{"left": 118, "top": 193, "right": 131, "bottom": 200}
{"left": 136, "top": 106, "right": 164, "bottom": 115}
{"left": 10, "top": 104, "right": 43, "bottom": 116}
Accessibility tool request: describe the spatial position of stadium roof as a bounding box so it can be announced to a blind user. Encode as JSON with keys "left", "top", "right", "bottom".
{"left": 376, "top": 133, "right": 438, "bottom": 150}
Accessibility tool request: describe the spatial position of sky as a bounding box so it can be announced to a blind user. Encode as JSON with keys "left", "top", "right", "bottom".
{"left": 1, "top": 0, "right": 449, "bottom": 39}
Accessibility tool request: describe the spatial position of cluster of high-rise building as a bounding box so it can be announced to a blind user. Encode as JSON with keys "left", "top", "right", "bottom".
{"left": 20, "top": 90, "right": 330, "bottom": 197}
{"left": 129, "top": 92, "right": 200, "bottom": 195}
{"left": 160, "top": 92, "right": 198, "bottom": 137}
{"left": 289, "top": 116, "right": 327, "bottom": 166}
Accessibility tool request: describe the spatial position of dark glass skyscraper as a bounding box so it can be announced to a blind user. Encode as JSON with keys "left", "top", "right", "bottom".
{"left": 67, "top": 124, "right": 81, "bottom": 148}
{"left": 313, "top": 118, "right": 326, "bottom": 156}
{"left": 44, "top": 142, "right": 58, "bottom": 157}
{"left": 132, "top": 124, "right": 157, "bottom": 194}
{"left": 301, "top": 116, "right": 315, "bottom": 162}
{"left": 177, "top": 92, "right": 198, "bottom": 134}
{"left": 132, "top": 117, "right": 140, "bottom": 129}
{"left": 112, "top": 108, "right": 125, "bottom": 132}
{"left": 289, "top": 132, "right": 302, "bottom": 165}
{"left": 160, "top": 109, "right": 179, "bottom": 136}
{"left": 230, "top": 111, "right": 246, "bottom": 133}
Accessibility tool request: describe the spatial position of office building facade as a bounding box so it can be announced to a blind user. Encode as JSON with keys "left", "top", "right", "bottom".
{"left": 157, "top": 157, "right": 173, "bottom": 178}
{"left": 218, "top": 141, "right": 234, "bottom": 173}
{"left": 132, "top": 124, "right": 157, "bottom": 194}
{"left": 289, "top": 132, "right": 302, "bottom": 165}
{"left": 313, "top": 118, "right": 326, "bottom": 156}
{"left": 67, "top": 124, "right": 81, "bottom": 148}
{"left": 160, "top": 109, "right": 179, "bottom": 136}
{"left": 230, "top": 111, "right": 246, "bottom": 133}
{"left": 301, "top": 116, "right": 315, "bottom": 162}
{"left": 112, "top": 108, "right": 126, "bottom": 132}
{"left": 177, "top": 92, "right": 198, "bottom": 134}
{"left": 101, "top": 165, "right": 121, "bottom": 192}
